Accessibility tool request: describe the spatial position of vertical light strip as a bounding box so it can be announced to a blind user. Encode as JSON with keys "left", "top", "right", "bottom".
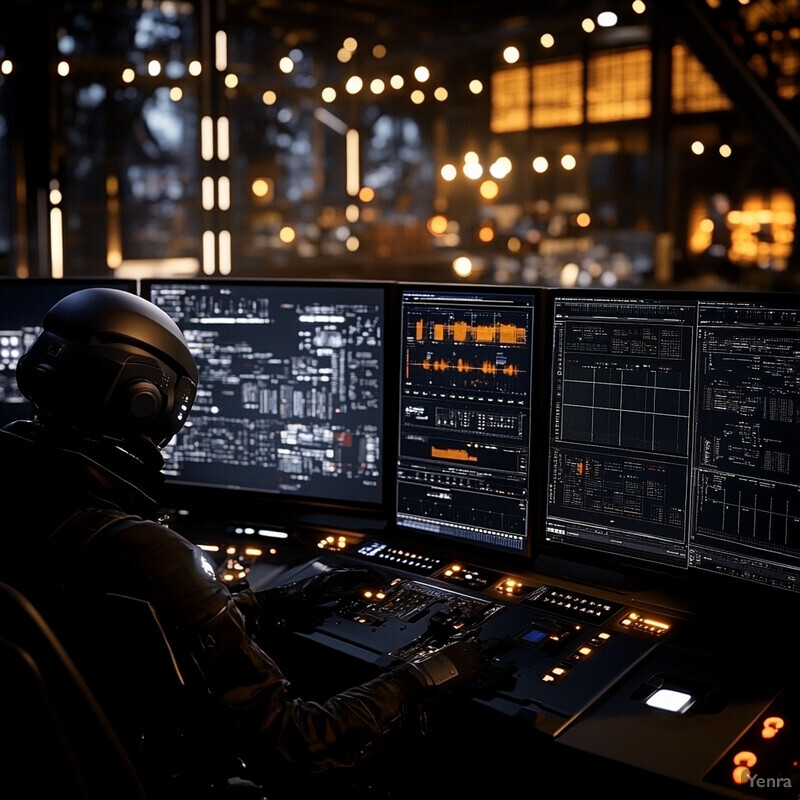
{"left": 202, "top": 230, "right": 216, "bottom": 275}
{"left": 202, "top": 176, "right": 215, "bottom": 210}
{"left": 346, "top": 128, "right": 360, "bottom": 196}
{"left": 49, "top": 208, "right": 64, "bottom": 278}
{"left": 218, "top": 176, "right": 230, "bottom": 210}
{"left": 219, "top": 230, "right": 231, "bottom": 274}
{"left": 201, "top": 115, "right": 214, "bottom": 161}
{"left": 217, "top": 116, "right": 230, "bottom": 160}
{"left": 215, "top": 30, "right": 227, "bottom": 72}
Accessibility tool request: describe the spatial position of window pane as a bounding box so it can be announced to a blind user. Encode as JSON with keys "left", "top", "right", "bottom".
{"left": 532, "top": 59, "right": 584, "bottom": 128}
{"left": 587, "top": 48, "right": 651, "bottom": 123}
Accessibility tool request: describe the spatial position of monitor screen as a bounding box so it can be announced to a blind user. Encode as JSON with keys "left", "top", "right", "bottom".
{"left": 395, "top": 285, "right": 539, "bottom": 555}
{"left": 544, "top": 290, "right": 800, "bottom": 594}
{"left": 142, "top": 279, "right": 388, "bottom": 509}
{"left": 0, "top": 278, "right": 138, "bottom": 430}
{"left": 688, "top": 296, "right": 800, "bottom": 593}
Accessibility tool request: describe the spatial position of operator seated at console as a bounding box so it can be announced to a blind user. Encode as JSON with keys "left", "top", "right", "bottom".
{"left": 0, "top": 287, "right": 492, "bottom": 799}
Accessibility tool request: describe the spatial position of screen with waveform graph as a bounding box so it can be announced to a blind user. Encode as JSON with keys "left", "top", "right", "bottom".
{"left": 395, "top": 285, "right": 539, "bottom": 555}
{"left": 142, "top": 279, "right": 388, "bottom": 510}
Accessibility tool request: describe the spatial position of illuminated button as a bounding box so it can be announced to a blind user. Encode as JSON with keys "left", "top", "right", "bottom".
{"left": 578, "top": 646, "right": 593, "bottom": 656}
{"left": 732, "top": 752, "right": 758, "bottom": 784}
{"left": 644, "top": 688, "right": 695, "bottom": 714}
{"left": 761, "top": 717, "right": 785, "bottom": 739}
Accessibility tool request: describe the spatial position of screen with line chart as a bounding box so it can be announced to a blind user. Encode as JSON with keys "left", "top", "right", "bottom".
{"left": 395, "top": 285, "right": 538, "bottom": 555}
{"left": 544, "top": 290, "right": 800, "bottom": 593}
{"left": 545, "top": 292, "right": 696, "bottom": 569}
{"left": 142, "top": 279, "right": 387, "bottom": 509}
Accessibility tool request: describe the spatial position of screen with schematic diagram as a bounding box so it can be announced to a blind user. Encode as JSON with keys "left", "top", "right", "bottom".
{"left": 544, "top": 290, "right": 800, "bottom": 594}
{"left": 394, "top": 285, "right": 539, "bottom": 555}
{"left": 142, "top": 279, "right": 388, "bottom": 508}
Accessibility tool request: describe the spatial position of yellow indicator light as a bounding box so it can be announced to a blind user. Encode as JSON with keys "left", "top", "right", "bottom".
{"left": 598, "top": 632, "right": 611, "bottom": 640}
{"left": 642, "top": 618, "right": 671, "bottom": 630}
{"left": 579, "top": 646, "right": 592, "bottom": 656}
{"left": 542, "top": 674, "right": 555, "bottom": 682}
{"left": 226, "top": 546, "right": 236, "bottom": 555}
{"left": 244, "top": 547, "right": 262, "bottom": 557}
{"left": 552, "top": 667, "right": 566, "bottom": 676}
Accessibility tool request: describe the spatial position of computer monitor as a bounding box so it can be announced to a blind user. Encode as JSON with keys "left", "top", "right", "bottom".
{"left": 544, "top": 289, "right": 800, "bottom": 594}
{"left": 394, "top": 284, "right": 540, "bottom": 556}
{"left": 141, "top": 279, "right": 389, "bottom": 511}
{"left": 0, "top": 278, "right": 138, "bottom": 430}
{"left": 688, "top": 295, "right": 800, "bottom": 593}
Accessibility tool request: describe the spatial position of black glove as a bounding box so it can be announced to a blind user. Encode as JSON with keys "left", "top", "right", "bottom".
{"left": 252, "top": 567, "right": 385, "bottom": 630}
{"left": 408, "top": 640, "right": 491, "bottom": 692}
{"left": 290, "top": 567, "right": 386, "bottom": 606}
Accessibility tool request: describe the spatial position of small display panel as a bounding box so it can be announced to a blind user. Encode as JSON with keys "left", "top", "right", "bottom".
{"left": 0, "top": 278, "right": 137, "bottom": 430}
{"left": 143, "top": 280, "right": 387, "bottom": 508}
{"left": 395, "top": 285, "right": 538, "bottom": 555}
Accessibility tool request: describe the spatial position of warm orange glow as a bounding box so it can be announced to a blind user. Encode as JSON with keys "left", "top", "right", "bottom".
{"left": 761, "top": 717, "right": 785, "bottom": 739}
{"left": 733, "top": 751, "right": 758, "bottom": 768}
{"left": 428, "top": 214, "right": 449, "bottom": 235}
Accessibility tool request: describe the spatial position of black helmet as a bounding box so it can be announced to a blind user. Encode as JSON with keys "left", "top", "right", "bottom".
{"left": 16, "top": 287, "right": 198, "bottom": 449}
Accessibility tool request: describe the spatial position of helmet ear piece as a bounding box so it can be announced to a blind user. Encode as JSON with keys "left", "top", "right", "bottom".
{"left": 121, "top": 379, "right": 163, "bottom": 422}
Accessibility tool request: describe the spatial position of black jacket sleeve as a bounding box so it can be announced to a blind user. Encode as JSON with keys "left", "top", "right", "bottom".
{"left": 96, "top": 521, "right": 428, "bottom": 775}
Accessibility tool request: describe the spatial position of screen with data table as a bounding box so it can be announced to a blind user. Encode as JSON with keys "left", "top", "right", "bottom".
{"left": 395, "top": 285, "right": 538, "bottom": 555}
{"left": 143, "top": 280, "right": 387, "bottom": 508}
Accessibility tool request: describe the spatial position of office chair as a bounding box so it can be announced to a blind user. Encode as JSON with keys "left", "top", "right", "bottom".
{"left": 0, "top": 581, "right": 146, "bottom": 800}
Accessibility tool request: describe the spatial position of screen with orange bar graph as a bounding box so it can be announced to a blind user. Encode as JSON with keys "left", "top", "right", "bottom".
{"left": 395, "top": 286, "right": 537, "bottom": 554}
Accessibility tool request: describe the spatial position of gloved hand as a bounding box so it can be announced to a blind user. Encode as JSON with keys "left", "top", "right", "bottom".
{"left": 289, "top": 567, "right": 386, "bottom": 606}
{"left": 252, "top": 567, "right": 385, "bottom": 631}
{"left": 408, "top": 639, "right": 491, "bottom": 692}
